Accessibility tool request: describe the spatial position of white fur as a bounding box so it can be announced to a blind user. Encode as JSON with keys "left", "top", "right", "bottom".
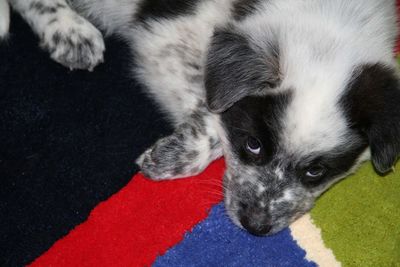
{"left": 131, "top": 0, "right": 233, "bottom": 124}
{"left": 8, "top": 0, "right": 105, "bottom": 69}
{"left": 0, "top": 0, "right": 10, "bottom": 39}
{"left": 236, "top": 0, "right": 398, "bottom": 157}
{"left": 71, "top": 0, "right": 142, "bottom": 36}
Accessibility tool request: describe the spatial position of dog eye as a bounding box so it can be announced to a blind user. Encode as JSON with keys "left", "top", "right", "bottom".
{"left": 305, "top": 165, "right": 326, "bottom": 179}
{"left": 246, "top": 136, "right": 262, "bottom": 155}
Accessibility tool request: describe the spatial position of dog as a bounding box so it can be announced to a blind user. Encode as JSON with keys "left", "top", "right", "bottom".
{"left": 1, "top": 0, "right": 399, "bottom": 236}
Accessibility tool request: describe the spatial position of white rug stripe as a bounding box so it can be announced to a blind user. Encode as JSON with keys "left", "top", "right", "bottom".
{"left": 290, "top": 214, "right": 341, "bottom": 267}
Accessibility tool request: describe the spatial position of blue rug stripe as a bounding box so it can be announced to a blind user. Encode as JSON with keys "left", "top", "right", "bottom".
{"left": 153, "top": 203, "right": 316, "bottom": 267}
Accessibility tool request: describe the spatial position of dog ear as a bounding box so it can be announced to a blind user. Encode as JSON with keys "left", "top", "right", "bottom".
{"left": 205, "top": 28, "right": 280, "bottom": 113}
{"left": 342, "top": 63, "right": 400, "bottom": 173}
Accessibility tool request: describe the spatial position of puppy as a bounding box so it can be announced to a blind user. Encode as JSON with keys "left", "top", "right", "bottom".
{"left": 2, "top": 0, "right": 399, "bottom": 236}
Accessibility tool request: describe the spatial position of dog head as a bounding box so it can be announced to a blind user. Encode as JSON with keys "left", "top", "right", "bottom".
{"left": 205, "top": 25, "right": 400, "bottom": 235}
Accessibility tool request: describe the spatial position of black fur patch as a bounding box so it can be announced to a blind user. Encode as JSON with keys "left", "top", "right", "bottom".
{"left": 221, "top": 93, "right": 291, "bottom": 165}
{"left": 296, "top": 142, "right": 368, "bottom": 188}
{"left": 136, "top": 0, "right": 201, "bottom": 22}
{"left": 232, "top": 0, "right": 263, "bottom": 21}
{"left": 205, "top": 28, "right": 280, "bottom": 113}
{"left": 340, "top": 63, "right": 400, "bottom": 173}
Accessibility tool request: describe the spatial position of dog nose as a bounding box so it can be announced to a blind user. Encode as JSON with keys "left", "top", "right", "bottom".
{"left": 240, "top": 215, "right": 272, "bottom": 236}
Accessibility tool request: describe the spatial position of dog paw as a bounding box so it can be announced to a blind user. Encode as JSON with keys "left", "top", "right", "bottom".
{"left": 136, "top": 134, "right": 205, "bottom": 181}
{"left": 41, "top": 13, "right": 105, "bottom": 70}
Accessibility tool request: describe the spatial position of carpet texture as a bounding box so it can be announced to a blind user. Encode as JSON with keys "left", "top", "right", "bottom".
{"left": 0, "top": 12, "right": 171, "bottom": 266}
{"left": 30, "top": 161, "right": 225, "bottom": 267}
{"left": 311, "top": 162, "right": 400, "bottom": 266}
{"left": 1, "top": 6, "right": 399, "bottom": 267}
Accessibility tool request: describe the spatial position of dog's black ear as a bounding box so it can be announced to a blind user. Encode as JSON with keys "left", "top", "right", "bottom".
{"left": 205, "top": 28, "right": 280, "bottom": 113}
{"left": 342, "top": 64, "right": 400, "bottom": 173}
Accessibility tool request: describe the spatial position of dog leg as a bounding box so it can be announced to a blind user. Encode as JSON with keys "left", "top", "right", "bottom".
{"left": 136, "top": 111, "right": 223, "bottom": 180}
{"left": 9, "top": 0, "right": 105, "bottom": 70}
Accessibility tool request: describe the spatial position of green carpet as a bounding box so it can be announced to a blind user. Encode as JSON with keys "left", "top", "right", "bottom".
{"left": 311, "top": 160, "right": 400, "bottom": 267}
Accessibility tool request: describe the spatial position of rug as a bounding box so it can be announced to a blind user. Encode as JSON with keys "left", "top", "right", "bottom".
{"left": 0, "top": 7, "right": 399, "bottom": 267}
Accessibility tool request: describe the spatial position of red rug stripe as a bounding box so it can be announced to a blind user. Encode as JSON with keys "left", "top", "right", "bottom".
{"left": 30, "top": 160, "right": 225, "bottom": 267}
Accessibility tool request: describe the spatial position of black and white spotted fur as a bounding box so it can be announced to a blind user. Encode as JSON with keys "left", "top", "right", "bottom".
{"left": 1, "top": 0, "right": 399, "bottom": 236}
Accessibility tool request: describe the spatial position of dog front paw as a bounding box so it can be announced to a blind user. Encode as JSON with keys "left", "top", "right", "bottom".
{"left": 41, "top": 13, "right": 105, "bottom": 70}
{"left": 136, "top": 135, "right": 205, "bottom": 181}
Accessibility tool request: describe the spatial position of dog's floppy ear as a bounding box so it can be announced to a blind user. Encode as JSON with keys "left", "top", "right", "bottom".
{"left": 342, "top": 63, "right": 400, "bottom": 173}
{"left": 205, "top": 28, "right": 280, "bottom": 113}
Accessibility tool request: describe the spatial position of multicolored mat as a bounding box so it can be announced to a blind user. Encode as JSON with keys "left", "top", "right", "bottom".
{"left": 1, "top": 5, "right": 399, "bottom": 267}
{"left": 28, "top": 160, "right": 400, "bottom": 267}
